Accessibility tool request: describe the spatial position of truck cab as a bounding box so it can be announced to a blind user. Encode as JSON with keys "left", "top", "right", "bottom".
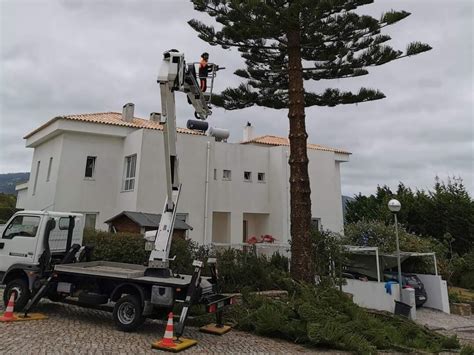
{"left": 0, "top": 211, "right": 84, "bottom": 308}
{"left": 0, "top": 211, "right": 84, "bottom": 276}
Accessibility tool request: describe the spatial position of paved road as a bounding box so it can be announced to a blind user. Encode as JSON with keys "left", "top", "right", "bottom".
{"left": 2, "top": 291, "right": 470, "bottom": 353}
{"left": 0, "top": 299, "right": 325, "bottom": 354}
{"left": 416, "top": 308, "right": 474, "bottom": 346}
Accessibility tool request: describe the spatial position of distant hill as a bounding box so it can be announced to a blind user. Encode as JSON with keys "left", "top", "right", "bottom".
{"left": 0, "top": 173, "right": 30, "bottom": 195}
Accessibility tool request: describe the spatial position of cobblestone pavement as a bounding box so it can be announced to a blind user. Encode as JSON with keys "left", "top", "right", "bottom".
{"left": 416, "top": 308, "right": 474, "bottom": 345}
{"left": 4, "top": 290, "right": 472, "bottom": 353}
{"left": 0, "top": 298, "right": 342, "bottom": 354}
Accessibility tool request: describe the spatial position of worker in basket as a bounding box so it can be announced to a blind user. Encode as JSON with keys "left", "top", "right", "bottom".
{"left": 199, "top": 52, "right": 211, "bottom": 92}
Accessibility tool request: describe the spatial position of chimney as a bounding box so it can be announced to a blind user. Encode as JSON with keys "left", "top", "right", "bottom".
{"left": 150, "top": 112, "right": 161, "bottom": 122}
{"left": 243, "top": 121, "right": 254, "bottom": 141}
{"left": 122, "top": 103, "right": 135, "bottom": 122}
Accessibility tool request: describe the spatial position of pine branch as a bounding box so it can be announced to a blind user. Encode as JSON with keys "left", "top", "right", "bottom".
{"left": 305, "top": 87, "right": 385, "bottom": 107}
{"left": 406, "top": 42, "right": 432, "bottom": 56}
{"left": 381, "top": 10, "right": 411, "bottom": 25}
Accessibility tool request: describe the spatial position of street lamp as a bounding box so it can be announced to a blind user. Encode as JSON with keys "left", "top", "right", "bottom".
{"left": 388, "top": 199, "right": 402, "bottom": 300}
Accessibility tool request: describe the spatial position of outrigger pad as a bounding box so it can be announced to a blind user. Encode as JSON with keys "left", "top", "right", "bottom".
{"left": 0, "top": 313, "right": 48, "bottom": 322}
{"left": 199, "top": 323, "right": 232, "bottom": 335}
{"left": 151, "top": 337, "right": 197, "bottom": 352}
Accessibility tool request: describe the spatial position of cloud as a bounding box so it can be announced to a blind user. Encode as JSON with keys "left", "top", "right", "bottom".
{"left": 0, "top": 0, "right": 472, "bottom": 197}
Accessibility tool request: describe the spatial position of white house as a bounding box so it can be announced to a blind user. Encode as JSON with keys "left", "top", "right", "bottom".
{"left": 16, "top": 105, "right": 350, "bottom": 245}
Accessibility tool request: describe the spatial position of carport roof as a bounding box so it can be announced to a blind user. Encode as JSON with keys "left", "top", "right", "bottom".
{"left": 343, "top": 245, "right": 438, "bottom": 278}
{"left": 344, "top": 246, "right": 436, "bottom": 258}
{"left": 105, "top": 211, "right": 193, "bottom": 230}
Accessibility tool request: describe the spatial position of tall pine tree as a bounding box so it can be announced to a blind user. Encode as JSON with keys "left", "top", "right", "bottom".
{"left": 189, "top": 0, "right": 431, "bottom": 282}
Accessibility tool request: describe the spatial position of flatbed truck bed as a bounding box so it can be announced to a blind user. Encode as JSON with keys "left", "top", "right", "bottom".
{"left": 54, "top": 261, "right": 194, "bottom": 286}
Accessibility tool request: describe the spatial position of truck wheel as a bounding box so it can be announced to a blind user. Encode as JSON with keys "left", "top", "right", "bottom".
{"left": 113, "top": 295, "right": 145, "bottom": 332}
{"left": 4, "top": 278, "right": 31, "bottom": 311}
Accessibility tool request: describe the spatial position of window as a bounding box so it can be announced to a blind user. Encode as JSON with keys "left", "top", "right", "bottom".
{"left": 3, "top": 215, "right": 40, "bottom": 239}
{"left": 123, "top": 154, "right": 137, "bottom": 191}
{"left": 84, "top": 156, "right": 96, "bottom": 179}
{"left": 257, "top": 172, "right": 266, "bottom": 182}
{"left": 33, "top": 161, "right": 40, "bottom": 195}
{"left": 58, "top": 217, "right": 71, "bottom": 230}
{"left": 46, "top": 157, "right": 53, "bottom": 182}
{"left": 244, "top": 171, "right": 252, "bottom": 182}
{"left": 311, "top": 218, "right": 321, "bottom": 232}
{"left": 223, "top": 169, "right": 231, "bottom": 181}
{"left": 84, "top": 213, "right": 97, "bottom": 230}
{"left": 213, "top": 169, "right": 217, "bottom": 180}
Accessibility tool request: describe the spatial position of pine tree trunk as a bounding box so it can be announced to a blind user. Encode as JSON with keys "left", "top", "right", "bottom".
{"left": 287, "top": 29, "right": 314, "bottom": 283}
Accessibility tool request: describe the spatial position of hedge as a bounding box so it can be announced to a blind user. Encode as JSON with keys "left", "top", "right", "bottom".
{"left": 82, "top": 230, "right": 289, "bottom": 293}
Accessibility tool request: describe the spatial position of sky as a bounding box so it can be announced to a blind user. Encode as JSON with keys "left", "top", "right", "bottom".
{"left": 0, "top": 0, "right": 472, "bottom": 197}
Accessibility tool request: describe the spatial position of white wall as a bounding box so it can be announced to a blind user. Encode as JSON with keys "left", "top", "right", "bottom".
{"left": 24, "top": 134, "right": 64, "bottom": 211}
{"left": 212, "top": 212, "right": 230, "bottom": 243}
{"left": 268, "top": 147, "right": 290, "bottom": 243}
{"left": 115, "top": 129, "right": 144, "bottom": 213}
{"left": 308, "top": 150, "right": 345, "bottom": 234}
{"left": 135, "top": 130, "right": 210, "bottom": 244}
{"left": 15, "top": 187, "right": 28, "bottom": 209}
{"left": 342, "top": 279, "right": 400, "bottom": 313}
{"left": 415, "top": 274, "right": 450, "bottom": 313}
{"left": 54, "top": 132, "right": 124, "bottom": 229}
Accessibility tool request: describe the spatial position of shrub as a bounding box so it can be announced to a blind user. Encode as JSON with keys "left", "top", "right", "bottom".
{"left": 461, "top": 344, "right": 474, "bottom": 355}
{"left": 83, "top": 230, "right": 148, "bottom": 265}
{"left": 215, "top": 248, "right": 289, "bottom": 293}
{"left": 343, "top": 220, "right": 446, "bottom": 274}
{"left": 449, "top": 290, "right": 463, "bottom": 304}
{"left": 311, "top": 229, "right": 347, "bottom": 287}
{"left": 344, "top": 220, "right": 443, "bottom": 254}
{"left": 82, "top": 229, "right": 289, "bottom": 293}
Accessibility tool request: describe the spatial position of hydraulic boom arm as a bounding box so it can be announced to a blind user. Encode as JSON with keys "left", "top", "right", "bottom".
{"left": 146, "top": 50, "right": 213, "bottom": 274}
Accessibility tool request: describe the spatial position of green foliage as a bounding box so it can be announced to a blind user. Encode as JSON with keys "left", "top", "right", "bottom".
{"left": 459, "top": 271, "right": 474, "bottom": 290}
{"left": 406, "top": 41, "right": 433, "bottom": 56}
{"left": 190, "top": 0, "right": 431, "bottom": 109}
{"left": 343, "top": 220, "right": 444, "bottom": 274}
{"left": 0, "top": 193, "right": 18, "bottom": 224}
{"left": 228, "top": 282, "right": 459, "bottom": 353}
{"left": 345, "top": 177, "right": 474, "bottom": 255}
{"left": 344, "top": 220, "right": 443, "bottom": 254}
{"left": 83, "top": 230, "right": 148, "bottom": 265}
{"left": 461, "top": 344, "right": 474, "bottom": 355}
{"left": 83, "top": 230, "right": 289, "bottom": 293}
{"left": 449, "top": 290, "right": 463, "bottom": 304}
{"left": 454, "top": 253, "right": 474, "bottom": 290}
{"left": 311, "top": 229, "right": 347, "bottom": 287}
{"left": 216, "top": 248, "right": 290, "bottom": 292}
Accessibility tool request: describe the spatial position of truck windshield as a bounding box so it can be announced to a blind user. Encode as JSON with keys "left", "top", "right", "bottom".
{"left": 3, "top": 215, "right": 40, "bottom": 239}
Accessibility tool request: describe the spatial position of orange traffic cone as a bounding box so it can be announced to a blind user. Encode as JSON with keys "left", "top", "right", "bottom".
{"left": 0, "top": 292, "right": 17, "bottom": 321}
{"left": 160, "top": 312, "right": 175, "bottom": 347}
{"left": 151, "top": 311, "right": 198, "bottom": 351}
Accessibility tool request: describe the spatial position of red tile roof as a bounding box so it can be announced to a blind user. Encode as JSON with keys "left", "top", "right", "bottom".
{"left": 241, "top": 135, "right": 350, "bottom": 154}
{"left": 24, "top": 112, "right": 203, "bottom": 139}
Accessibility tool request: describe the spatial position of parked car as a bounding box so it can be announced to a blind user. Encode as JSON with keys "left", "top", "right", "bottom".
{"left": 384, "top": 272, "right": 428, "bottom": 307}
{"left": 342, "top": 270, "right": 379, "bottom": 282}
